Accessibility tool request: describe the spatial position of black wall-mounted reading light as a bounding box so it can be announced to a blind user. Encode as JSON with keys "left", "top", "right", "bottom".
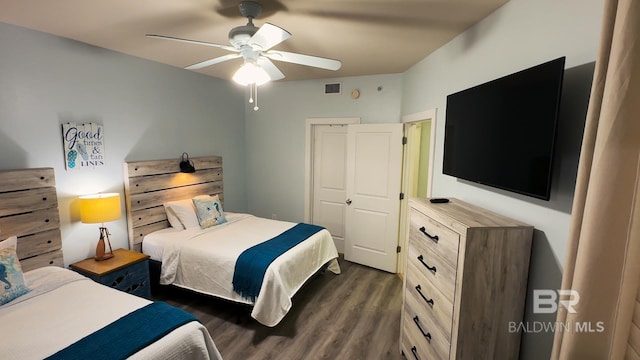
{"left": 179, "top": 152, "right": 196, "bottom": 173}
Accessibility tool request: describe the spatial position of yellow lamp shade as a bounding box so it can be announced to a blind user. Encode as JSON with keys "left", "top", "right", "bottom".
{"left": 79, "top": 193, "right": 121, "bottom": 224}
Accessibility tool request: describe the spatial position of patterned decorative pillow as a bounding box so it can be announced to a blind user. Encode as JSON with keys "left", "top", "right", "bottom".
{"left": 192, "top": 195, "right": 227, "bottom": 229}
{"left": 0, "top": 244, "right": 30, "bottom": 306}
{"left": 0, "top": 236, "right": 17, "bottom": 250}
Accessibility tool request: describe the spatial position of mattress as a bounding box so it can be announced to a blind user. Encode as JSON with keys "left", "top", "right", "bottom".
{"left": 0, "top": 266, "right": 222, "bottom": 360}
{"left": 143, "top": 213, "right": 341, "bottom": 326}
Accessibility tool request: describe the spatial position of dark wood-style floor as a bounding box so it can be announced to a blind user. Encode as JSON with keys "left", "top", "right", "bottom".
{"left": 152, "top": 257, "right": 404, "bottom": 360}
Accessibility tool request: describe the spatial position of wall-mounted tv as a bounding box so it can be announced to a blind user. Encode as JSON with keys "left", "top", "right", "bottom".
{"left": 443, "top": 57, "right": 565, "bottom": 200}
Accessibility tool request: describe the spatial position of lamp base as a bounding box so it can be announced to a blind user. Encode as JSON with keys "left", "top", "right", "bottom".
{"left": 95, "top": 253, "right": 114, "bottom": 261}
{"left": 94, "top": 226, "right": 114, "bottom": 261}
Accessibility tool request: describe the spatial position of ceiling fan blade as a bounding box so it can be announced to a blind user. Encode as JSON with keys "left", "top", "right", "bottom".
{"left": 257, "top": 57, "right": 285, "bottom": 81}
{"left": 264, "top": 50, "right": 342, "bottom": 71}
{"left": 185, "top": 53, "right": 243, "bottom": 70}
{"left": 146, "top": 34, "right": 238, "bottom": 52}
{"left": 248, "top": 23, "right": 291, "bottom": 51}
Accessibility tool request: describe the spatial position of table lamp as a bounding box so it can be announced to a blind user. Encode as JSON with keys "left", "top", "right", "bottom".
{"left": 79, "top": 193, "right": 121, "bottom": 261}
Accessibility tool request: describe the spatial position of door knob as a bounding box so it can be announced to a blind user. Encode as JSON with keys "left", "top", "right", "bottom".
{"left": 346, "top": 199, "right": 352, "bottom": 206}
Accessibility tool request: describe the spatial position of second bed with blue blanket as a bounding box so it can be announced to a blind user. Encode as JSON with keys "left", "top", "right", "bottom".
{"left": 144, "top": 213, "right": 341, "bottom": 327}
{"left": 1, "top": 266, "right": 222, "bottom": 360}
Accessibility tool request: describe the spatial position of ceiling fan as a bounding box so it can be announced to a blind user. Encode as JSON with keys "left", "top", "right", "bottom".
{"left": 146, "top": 1, "right": 342, "bottom": 86}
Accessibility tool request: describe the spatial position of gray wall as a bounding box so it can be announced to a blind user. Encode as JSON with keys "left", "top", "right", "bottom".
{"left": 244, "top": 74, "right": 403, "bottom": 221}
{"left": 400, "top": 0, "right": 603, "bottom": 358}
{"left": 0, "top": 22, "right": 247, "bottom": 264}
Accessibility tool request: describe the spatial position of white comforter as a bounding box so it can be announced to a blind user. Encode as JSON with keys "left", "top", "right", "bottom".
{"left": 148, "top": 213, "right": 341, "bottom": 327}
{"left": 0, "top": 266, "right": 222, "bottom": 360}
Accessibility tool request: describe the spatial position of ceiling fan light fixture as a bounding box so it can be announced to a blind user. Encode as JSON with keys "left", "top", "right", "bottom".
{"left": 232, "top": 62, "right": 271, "bottom": 86}
{"left": 147, "top": 0, "right": 341, "bottom": 85}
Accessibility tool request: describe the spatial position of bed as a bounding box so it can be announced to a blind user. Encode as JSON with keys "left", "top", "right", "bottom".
{"left": 123, "top": 156, "right": 341, "bottom": 327}
{"left": 0, "top": 167, "right": 222, "bottom": 360}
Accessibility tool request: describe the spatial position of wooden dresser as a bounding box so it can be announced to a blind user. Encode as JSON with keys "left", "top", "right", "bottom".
{"left": 401, "top": 198, "right": 533, "bottom": 360}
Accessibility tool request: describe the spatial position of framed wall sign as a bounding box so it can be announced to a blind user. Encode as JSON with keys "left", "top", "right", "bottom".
{"left": 61, "top": 122, "right": 105, "bottom": 170}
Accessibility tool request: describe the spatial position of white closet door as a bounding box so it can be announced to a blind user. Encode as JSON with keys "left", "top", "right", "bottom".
{"left": 312, "top": 124, "right": 348, "bottom": 253}
{"left": 345, "top": 123, "right": 403, "bottom": 272}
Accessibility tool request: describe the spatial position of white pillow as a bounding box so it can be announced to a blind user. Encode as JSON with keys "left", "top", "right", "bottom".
{"left": 163, "top": 199, "right": 200, "bottom": 229}
{"left": 163, "top": 205, "right": 183, "bottom": 229}
{"left": 0, "top": 236, "right": 17, "bottom": 250}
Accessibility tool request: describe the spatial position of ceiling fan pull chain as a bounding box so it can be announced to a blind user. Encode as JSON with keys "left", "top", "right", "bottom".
{"left": 253, "top": 84, "right": 259, "bottom": 111}
{"left": 249, "top": 83, "right": 254, "bottom": 104}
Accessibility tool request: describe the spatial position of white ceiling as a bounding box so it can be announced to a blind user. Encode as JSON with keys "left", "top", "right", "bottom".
{"left": 0, "top": 0, "right": 509, "bottom": 82}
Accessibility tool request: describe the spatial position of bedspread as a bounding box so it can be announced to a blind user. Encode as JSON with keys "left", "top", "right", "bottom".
{"left": 158, "top": 213, "right": 341, "bottom": 327}
{"left": 0, "top": 267, "right": 222, "bottom": 360}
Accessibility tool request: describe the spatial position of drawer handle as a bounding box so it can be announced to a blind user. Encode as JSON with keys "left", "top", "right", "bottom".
{"left": 419, "top": 227, "right": 439, "bottom": 243}
{"left": 417, "top": 255, "right": 437, "bottom": 273}
{"left": 411, "top": 346, "right": 419, "bottom": 360}
{"left": 415, "top": 285, "right": 435, "bottom": 307}
{"left": 413, "top": 316, "right": 432, "bottom": 341}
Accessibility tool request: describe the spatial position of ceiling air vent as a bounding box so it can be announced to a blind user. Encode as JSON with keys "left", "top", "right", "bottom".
{"left": 324, "top": 83, "right": 341, "bottom": 95}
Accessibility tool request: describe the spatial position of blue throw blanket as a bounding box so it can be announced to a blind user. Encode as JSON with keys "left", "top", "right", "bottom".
{"left": 233, "top": 223, "right": 325, "bottom": 302}
{"left": 46, "top": 302, "right": 197, "bottom": 360}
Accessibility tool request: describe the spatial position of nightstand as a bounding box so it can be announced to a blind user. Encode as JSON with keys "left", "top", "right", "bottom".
{"left": 69, "top": 248, "right": 151, "bottom": 299}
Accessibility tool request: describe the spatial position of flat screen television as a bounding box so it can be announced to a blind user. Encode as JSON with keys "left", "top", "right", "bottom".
{"left": 443, "top": 57, "right": 565, "bottom": 200}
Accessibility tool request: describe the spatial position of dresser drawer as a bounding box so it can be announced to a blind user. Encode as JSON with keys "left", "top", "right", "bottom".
{"left": 406, "top": 258, "right": 454, "bottom": 341}
{"left": 410, "top": 209, "right": 460, "bottom": 269}
{"left": 407, "top": 240, "right": 457, "bottom": 303}
{"left": 402, "top": 319, "right": 444, "bottom": 360}
{"left": 402, "top": 303, "right": 451, "bottom": 360}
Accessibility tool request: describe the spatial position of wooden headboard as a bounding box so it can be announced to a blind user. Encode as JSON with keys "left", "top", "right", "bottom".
{"left": 123, "top": 156, "right": 223, "bottom": 252}
{"left": 0, "top": 168, "right": 64, "bottom": 271}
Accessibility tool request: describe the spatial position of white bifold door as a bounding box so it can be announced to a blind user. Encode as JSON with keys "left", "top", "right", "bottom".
{"left": 312, "top": 124, "right": 349, "bottom": 254}
{"left": 344, "top": 124, "right": 403, "bottom": 273}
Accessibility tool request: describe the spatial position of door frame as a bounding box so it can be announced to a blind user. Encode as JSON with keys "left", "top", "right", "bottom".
{"left": 304, "top": 117, "right": 361, "bottom": 223}
{"left": 397, "top": 108, "right": 437, "bottom": 276}
{"left": 401, "top": 108, "right": 437, "bottom": 197}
